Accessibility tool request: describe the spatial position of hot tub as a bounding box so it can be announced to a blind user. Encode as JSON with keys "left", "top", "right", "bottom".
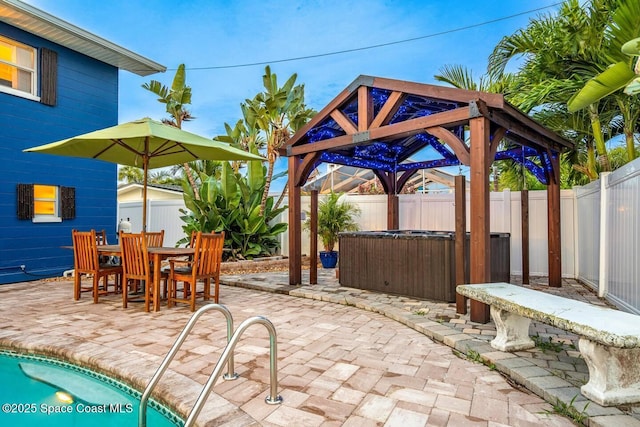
{"left": 338, "top": 230, "right": 510, "bottom": 302}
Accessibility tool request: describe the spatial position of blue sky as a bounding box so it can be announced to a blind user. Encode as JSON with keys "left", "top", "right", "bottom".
{"left": 24, "top": 0, "right": 562, "bottom": 191}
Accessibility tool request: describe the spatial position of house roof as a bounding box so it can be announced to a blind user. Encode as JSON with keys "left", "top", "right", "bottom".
{"left": 282, "top": 75, "right": 574, "bottom": 187}
{"left": 0, "top": 0, "right": 165, "bottom": 76}
{"left": 118, "top": 182, "right": 183, "bottom": 195}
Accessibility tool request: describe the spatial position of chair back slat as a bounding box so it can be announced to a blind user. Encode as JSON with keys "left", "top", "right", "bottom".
{"left": 144, "top": 230, "right": 164, "bottom": 248}
{"left": 195, "top": 232, "right": 224, "bottom": 276}
{"left": 95, "top": 229, "right": 108, "bottom": 246}
{"left": 189, "top": 230, "right": 198, "bottom": 248}
{"left": 72, "top": 230, "right": 99, "bottom": 272}
{"left": 120, "top": 232, "right": 150, "bottom": 279}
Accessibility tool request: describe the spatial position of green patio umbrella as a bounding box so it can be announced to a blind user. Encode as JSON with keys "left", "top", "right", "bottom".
{"left": 24, "top": 117, "right": 264, "bottom": 231}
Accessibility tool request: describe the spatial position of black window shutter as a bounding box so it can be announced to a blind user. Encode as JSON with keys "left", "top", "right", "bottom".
{"left": 17, "top": 184, "right": 34, "bottom": 220}
{"left": 40, "top": 48, "right": 57, "bottom": 106}
{"left": 61, "top": 186, "right": 75, "bottom": 219}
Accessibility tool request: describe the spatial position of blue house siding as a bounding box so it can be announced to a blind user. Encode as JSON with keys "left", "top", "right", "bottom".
{"left": 0, "top": 22, "right": 119, "bottom": 284}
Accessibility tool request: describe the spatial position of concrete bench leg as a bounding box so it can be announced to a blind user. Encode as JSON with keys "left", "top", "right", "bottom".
{"left": 579, "top": 338, "right": 640, "bottom": 406}
{"left": 490, "top": 306, "right": 535, "bottom": 351}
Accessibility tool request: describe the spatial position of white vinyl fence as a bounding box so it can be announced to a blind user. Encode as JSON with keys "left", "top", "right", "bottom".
{"left": 117, "top": 200, "right": 186, "bottom": 247}
{"left": 278, "top": 190, "right": 577, "bottom": 278}
{"left": 575, "top": 158, "right": 640, "bottom": 314}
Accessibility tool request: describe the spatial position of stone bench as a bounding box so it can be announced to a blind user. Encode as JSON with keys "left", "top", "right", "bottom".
{"left": 456, "top": 282, "right": 640, "bottom": 407}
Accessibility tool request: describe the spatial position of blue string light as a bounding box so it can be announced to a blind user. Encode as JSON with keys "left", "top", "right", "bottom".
{"left": 495, "top": 147, "right": 549, "bottom": 185}
{"left": 301, "top": 88, "right": 553, "bottom": 185}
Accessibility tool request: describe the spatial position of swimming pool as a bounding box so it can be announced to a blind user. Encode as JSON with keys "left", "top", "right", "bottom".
{"left": 0, "top": 350, "right": 182, "bottom": 426}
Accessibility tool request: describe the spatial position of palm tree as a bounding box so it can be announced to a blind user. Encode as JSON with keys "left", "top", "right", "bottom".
{"left": 142, "top": 64, "right": 200, "bottom": 198}
{"left": 567, "top": 0, "right": 640, "bottom": 162}
{"left": 488, "top": 0, "right": 622, "bottom": 179}
{"left": 118, "top": 165, "right": 143, "bottom": 183}
{"left": 243, "top": 66, "right": 315, "bottom": 214}
{"left": 434, "top": 64, "right": 520, "bottom": 189}
{"left": 118, "top": 166, "right": 182, "bottom": 185}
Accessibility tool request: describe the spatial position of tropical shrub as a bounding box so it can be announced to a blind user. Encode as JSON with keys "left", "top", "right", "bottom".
{"left": 178, "top": 146, "right": 287, "bottom": 261}
{"left": 304, "top": 192, "right": 361, "bottom": 252}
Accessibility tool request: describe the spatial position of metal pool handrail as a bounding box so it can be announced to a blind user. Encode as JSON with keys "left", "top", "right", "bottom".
{"left": 139, "top": 303, "right": 237, "bottom": 427}
{"left": 184, "top": 316, "right": 282, "bottom": 427}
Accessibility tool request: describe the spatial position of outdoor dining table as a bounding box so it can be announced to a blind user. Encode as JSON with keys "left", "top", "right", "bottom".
{"left": 97, "top": 245, "right": 195, "bottom": 312}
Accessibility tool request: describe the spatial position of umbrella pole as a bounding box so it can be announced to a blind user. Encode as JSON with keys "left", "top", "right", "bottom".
{"left": 142, "top": 139, "right": 149, "bottom": 232}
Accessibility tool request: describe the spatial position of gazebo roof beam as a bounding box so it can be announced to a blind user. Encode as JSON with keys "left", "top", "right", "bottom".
{"left": 286, "top": 106, "right": 471, "bottom": 157}
{"left": 485, "top": 105, "right": 572, "bottom": 152}
{"left": 370, "top": 91, "right": 405, "bottom": 129}
{"left": 368, "top": 76, "right": 506, "bottom": 109}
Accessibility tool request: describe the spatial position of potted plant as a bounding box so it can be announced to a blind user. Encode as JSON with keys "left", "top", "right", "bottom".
{"left": 306, "top": 192, "right": 361, "bottom": 268}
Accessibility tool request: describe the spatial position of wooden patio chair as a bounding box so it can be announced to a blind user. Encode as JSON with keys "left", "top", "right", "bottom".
{"left": 72, "top": 229, "right": 122, "bottom": 303}
{"left": 167, "top": 232, "right": 224, "bottom": 311}
{"left": 119, "top": 231, "right": 158, "bottom": 312}
{"left": 143, "top": 230, "right": 164, "bottom": 248}
{"left": 143, "top": 230, "right": 169, "bottom": 296}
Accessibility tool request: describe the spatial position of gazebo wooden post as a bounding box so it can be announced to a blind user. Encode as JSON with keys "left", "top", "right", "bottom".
{"left": 469, "top": 115, "right": 491, "bottom": 323}
{"left": 310, "top": 190, "right": 318, "bottom": 284}
{"left": 385, "top": 171, "right": 399, "bottom": 230}
{"left": 288, "top": 156, "right": 302, "bottom": 285}
{"left": 521, "top": 189, "right": 530, "bottom": 285}
{"left": 387, "top": 193, "right": 399, "bottom": 230}
{"left": 547, "top": 152, "right": 562, "bottom": 287}
{"left": 455, "top": 175, "right": 467, "bottom": 314}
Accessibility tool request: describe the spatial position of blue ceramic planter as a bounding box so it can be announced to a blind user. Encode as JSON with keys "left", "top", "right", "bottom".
{"left": 319, "top": 251, "right": 338, "bottom": 268}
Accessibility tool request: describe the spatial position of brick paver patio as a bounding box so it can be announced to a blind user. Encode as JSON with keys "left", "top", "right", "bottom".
{"left": 0, "top": 276, "right": 582, "bottom": 426}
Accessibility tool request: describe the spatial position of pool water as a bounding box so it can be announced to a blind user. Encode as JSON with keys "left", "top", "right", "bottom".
{"left": 0, "top": 351, "right": 182, "bottom": 426}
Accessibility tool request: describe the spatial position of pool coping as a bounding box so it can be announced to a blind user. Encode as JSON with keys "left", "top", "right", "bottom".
{"left": 0, "top": 328, "right": 237, "bottom": 426}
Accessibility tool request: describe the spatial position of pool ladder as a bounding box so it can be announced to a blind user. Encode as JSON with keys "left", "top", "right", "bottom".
{"left": 138, "top": 304, "right": 283, "bottom": 427}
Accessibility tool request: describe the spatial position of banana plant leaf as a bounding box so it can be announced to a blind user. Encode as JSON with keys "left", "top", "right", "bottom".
{"left": 567, "top": 62, "right": 638, "bottom": 113}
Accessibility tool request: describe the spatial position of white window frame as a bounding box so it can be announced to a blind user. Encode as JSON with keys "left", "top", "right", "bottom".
{"left": 0, "top": 35, "right": 39, "bottom": 101}
{"left": 32, "top": 184, "right": 62, "bottom": 223}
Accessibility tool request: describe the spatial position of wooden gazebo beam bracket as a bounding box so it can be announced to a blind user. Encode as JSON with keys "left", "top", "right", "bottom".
{"left": 548, "top": 149, "right": 560, "bottom": 183}
{"left": 374, "top": 170, "right": 395, "bottom": 194}
{"left": 295, "top": 152, "right": 322, "bottom": 187}
{"left": 425, "top": 126, "right": 470, "bottom": 165}
{"left": 490, "top": 127, "right": 507, "bottom": 161}
{"left": 396, "top": 170, "right": 416, "bottom": 193}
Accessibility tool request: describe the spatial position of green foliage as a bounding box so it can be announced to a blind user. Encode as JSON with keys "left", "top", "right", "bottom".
{"left": 118, "top": 165, "right": 143, "bottom": 184}
{"left": 546, "top": 394, "right": 590, "bottom": 424}
{"left": 532, "top": 333, "right": 565, "bottom": 353}
{"left": 465, "top": 348, "right": 496, "bottom": 370}
{"left": 305, "top": 192, "right": 361, "bottom": 252}
{"left": 142, "top": 64, "right": 194, "bottom": 127}
{"left": 178, "top": 145, "right": 287, "bottom": 261}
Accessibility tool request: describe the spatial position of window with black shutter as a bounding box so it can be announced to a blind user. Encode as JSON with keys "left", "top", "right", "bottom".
{"left": 16, "top": 184, "right": 75, "bottom": 222}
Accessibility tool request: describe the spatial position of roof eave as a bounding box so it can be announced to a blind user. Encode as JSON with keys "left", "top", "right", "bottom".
{"left": 0, "top": 0, "right": 166, "bottom": 76}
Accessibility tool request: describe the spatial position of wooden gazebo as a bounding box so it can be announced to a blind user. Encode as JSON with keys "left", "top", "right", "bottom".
{"left": 279, "top": 76, "right": 573, "bottom": 323}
